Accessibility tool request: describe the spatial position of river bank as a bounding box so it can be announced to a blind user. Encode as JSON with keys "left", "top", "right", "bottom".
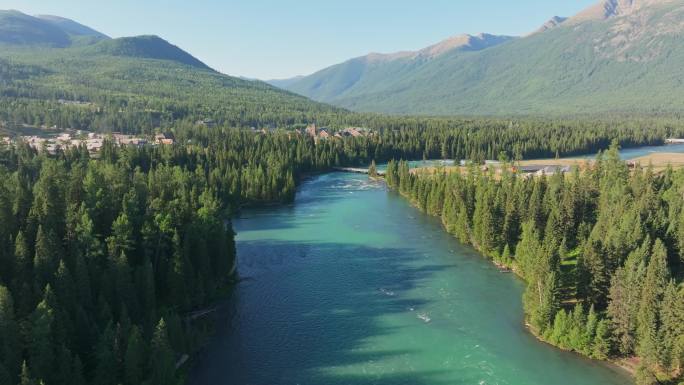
{"left": 386, "top": 167, "right": 645, "bottom": 378}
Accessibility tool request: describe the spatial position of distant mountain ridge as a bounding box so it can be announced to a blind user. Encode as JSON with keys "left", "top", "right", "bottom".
{"left": 0, "top": 10, "right": 108, "bottom": 47}
{"left": 569, "top": 0, "right": 676, "bottom": 22}
{"left": 272, "top": 0, "right": 684, "bottom": 115}
{"left": 35, "top": 14, "right": 109, "bottom": 39}
{"left": 268, "top": 75, "right": 305, "bottom": 89}
{"left": 0, "top": 10, "right": 214, "bottom": 70}
{"left": 363, "top": 33, "right": 516, "bottom": 63}
{"left": 532, "top": 16, "right": 567, "bottom": 34}
{"left": 267, "top": 33, "right": 515, "bottom": 103}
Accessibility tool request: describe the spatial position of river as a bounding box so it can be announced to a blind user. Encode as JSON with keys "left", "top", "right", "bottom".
{"left": 190, "top": 172, "right": 633, "bottom": 385}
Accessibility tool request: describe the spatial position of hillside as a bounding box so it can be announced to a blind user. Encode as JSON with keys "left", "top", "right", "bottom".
{"left": 0, "top": 10, "right": 73, "bottom": 47}
{"left": 87, "top": 35, "right": 211, "bottom": 70}
{"left": 276, "top": 0, "right": 684, "bottom": 115}
{"left": 0, "top": 11, "right": 344, "bottom": 132}
{"left": 36, "top": 14, "right": 109, "bottom": 40}
{"left": 0, "top": 10, "right": 109, "bottom": 47}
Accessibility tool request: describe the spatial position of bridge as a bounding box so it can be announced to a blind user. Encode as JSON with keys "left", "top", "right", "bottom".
{"left": 333, "top": 167, "right": 385, "bottom": 176}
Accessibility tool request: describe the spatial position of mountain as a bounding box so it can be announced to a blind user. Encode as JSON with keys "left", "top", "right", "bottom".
{"left": 532, "top": 16, "right": 567, "bottom": 34}
{"left": 271, "top": 33, "right": 515, "bottom": 103}
{"left": 0, "top": 10, "right": 72, "bottom": 47}
{"left": 36, "top": 14, "right": 109, "bottom": 39}
{"left": 88, "top": 35, "right": 211, "bottom": 70}
{"left": 0, "top": 10, "right": 210, "bottom": 74}
{"left": 0, "top": 10, "right": 343, "bottom": 131}
{"left": 268, "top": 75, "right": 305, "bottom": 89}
{"left": 568, "top": 0, "right": 675, "bottom": 22}
{"left": 0, "top": 10, "right": 108, "bottom": 47}
{"left": 275, "top": 0, "right": 684, "bottom": 115}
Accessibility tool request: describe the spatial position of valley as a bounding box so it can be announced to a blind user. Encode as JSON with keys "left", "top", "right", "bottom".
{"left": 0, "top": 2, "right": 683, "bottom": 385}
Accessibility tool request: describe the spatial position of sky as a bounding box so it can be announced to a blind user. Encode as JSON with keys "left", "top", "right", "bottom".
{"left": 4, "top": 0, "right": 598, "bottom": 79}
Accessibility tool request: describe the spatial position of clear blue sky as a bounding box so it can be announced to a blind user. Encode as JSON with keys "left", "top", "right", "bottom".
{"left": 4, "top": 0, "right": 597, "bottom": 79}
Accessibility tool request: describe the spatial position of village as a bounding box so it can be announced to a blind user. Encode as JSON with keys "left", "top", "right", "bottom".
{"left": 298, "top": 124, "right": 373, "bottom": 140}
{"left": 0, "top": 122, "right": 374, "bottom": 154}
{"left": 0, "top": 128, "right": 175, "bottom": 154}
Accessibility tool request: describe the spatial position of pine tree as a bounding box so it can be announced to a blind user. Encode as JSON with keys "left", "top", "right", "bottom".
{"left": 515, "top": 221, "right": 542, "bottom": 279}
{"left": 659, "top": 281, "right": 684, "bottom": 372}
{"left": 608, "top": 239, "right": 649, "bottom": 355}
{"left": 368, "top": 160, "right": 377, "bottom": 177}
{"left": 453, "top": 204, "right": 471, "bottom": 244}
{"left": 19, "top": 361, "right": 36, "bottom": 385}
{"left": 0, "top": 285, "right": 19, "bottom": 382}
{"left": 136, "top": 259, "right": 156, "bottom": 334}
{"left": 584, "top": 305, "right": 599, "bottom": 355}
{"left": 12, "top": 230, "right": 31, "bottom": 292}
{"left": 524, "top": 268, "right": 559, "bottom": 333}
{"left": 167, "top": 231, "right": 189, "bottom": 310}
{"left": 567, "top": 304, "right": 588, "bottom": 352}
{"left": 634, "top": 363, "right": 657, "bottom": 385}
{"left": 106, "top": 213, "right": 134, "bottom": 262}
{"left": 28, "top": 288, "right": 55, "bottom": 384}
{"left": 93, "top": 323, "right": 117, "bottom": 385}
{"left": 124, "top": 326, "right": 145, "bottom": 385}
{"left": 577, "top": 236, "right": 609, "bottom": 308}
{"left": 473, "top": 186, "right": 496, "bottom": 255}
{"left": 112, "top": 251, "right": 138, "bottom": 322}
{"left": 592, "top": 319, "right": 612, "bottom": 360}
{"left": 637, "top": 239, "right": 669, "bottom": 365}
{"left": 150, "top": 318, "right": 176, "bottom": 385}
{"left": 33, "top": 225, "right": 60, "bottom": 293}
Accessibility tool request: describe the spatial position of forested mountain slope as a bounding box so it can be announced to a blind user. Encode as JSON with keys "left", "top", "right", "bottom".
{"left": 277, "top": 0, "right": 684, "bottom": 116}
{"left": 0, "top": 10, "right": 108, "bottom": 47}
{"left": 272, "top": 33, "right": 515, "bottom": 105}
{"left": 0, "top": 11, "right": 344, "bottom": 132}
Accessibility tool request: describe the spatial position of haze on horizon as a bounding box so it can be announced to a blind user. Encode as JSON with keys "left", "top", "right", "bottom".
{"left": 3, "top": 0, "right": 597, "bottom": 79}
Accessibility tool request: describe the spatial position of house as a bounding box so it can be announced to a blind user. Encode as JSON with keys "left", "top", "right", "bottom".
{"left": 518, "top": 165, "right": 547, "bottom": 173}
{"left": 318, "top": 130, "right": 330, "bottom": 139}
{"left": 154, "top": 133, "right": 174, "bottom": 145}
{"left": 85, "top": 139, "right": 104, "bottom": 152}
{"left": 305, "top": 124, "right": 317, "bottom": 137}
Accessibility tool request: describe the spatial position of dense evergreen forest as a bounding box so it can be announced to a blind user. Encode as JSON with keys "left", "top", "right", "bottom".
{"left": 385, "top": 144, "right": 684, "bottom": 385}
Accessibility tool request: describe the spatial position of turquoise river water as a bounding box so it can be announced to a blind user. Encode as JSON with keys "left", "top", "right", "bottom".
{"left": 190, "top": 172, "right": 633, "bottom": 385}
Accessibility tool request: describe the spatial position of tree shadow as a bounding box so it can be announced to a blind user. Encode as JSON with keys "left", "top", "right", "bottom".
{"left": 188, "top": 240, "right": 455, "bottom": 385}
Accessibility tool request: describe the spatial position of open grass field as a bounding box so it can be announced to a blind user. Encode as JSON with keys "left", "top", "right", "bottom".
{"left": 631, "top": 153, "right": 684, "bottom": 171}
{"left": 411, "top": 153, "right": 684, "bottom": 177}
